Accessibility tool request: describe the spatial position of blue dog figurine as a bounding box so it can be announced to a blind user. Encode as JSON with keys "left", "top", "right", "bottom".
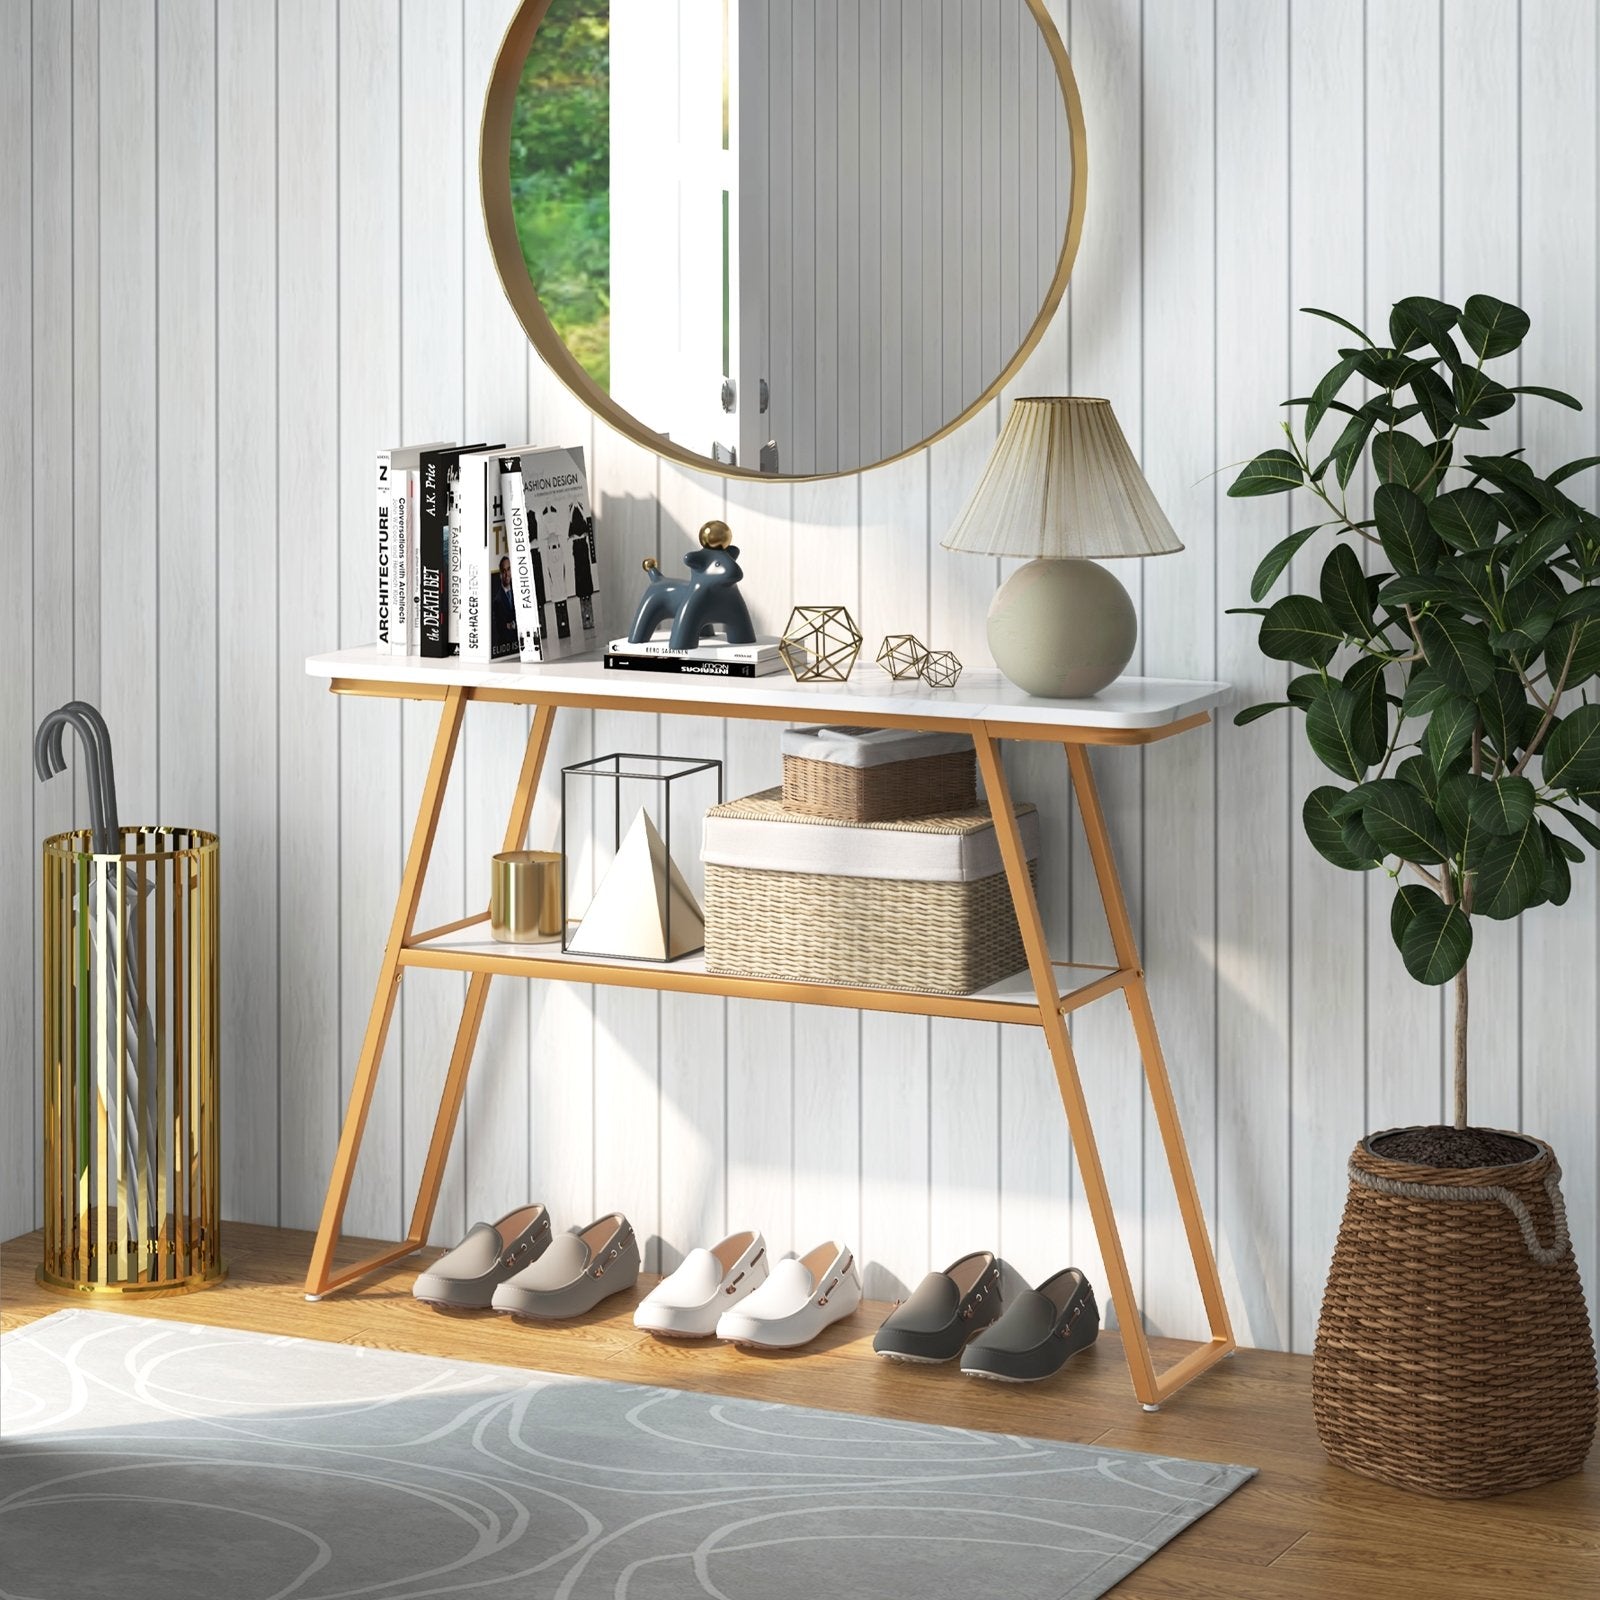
{"left": 627, "top": 520, "right": 758, "bottom": 650}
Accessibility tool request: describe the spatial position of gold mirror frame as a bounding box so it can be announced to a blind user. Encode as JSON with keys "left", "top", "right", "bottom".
{"left": 480, "top": 0, "right": 1089, "bottom": 483}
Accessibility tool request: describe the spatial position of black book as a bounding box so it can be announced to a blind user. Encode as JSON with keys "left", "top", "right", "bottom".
{"left": 418, "top": 443, "right": 486, "bottom": 657}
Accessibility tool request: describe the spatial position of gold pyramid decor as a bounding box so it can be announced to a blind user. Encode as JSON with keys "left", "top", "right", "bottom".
{"left": 921, "top": 649, "right": 964, "bottom": 689}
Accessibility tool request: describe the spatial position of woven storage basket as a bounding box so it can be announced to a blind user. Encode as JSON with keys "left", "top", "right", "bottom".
{"left": 702, "top": 791, "right": 1035, "bottom": 995}
{"left": 1312, "top": 1130, "right": 1597, "bottom": 1498}
{"left": 781, "top": 749, "right": 976, "bottom": 822}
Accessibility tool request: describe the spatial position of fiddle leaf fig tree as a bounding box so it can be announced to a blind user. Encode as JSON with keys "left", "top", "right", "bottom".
{"left": 1230, "top": 295, "right": 1600, "bottom": 1130}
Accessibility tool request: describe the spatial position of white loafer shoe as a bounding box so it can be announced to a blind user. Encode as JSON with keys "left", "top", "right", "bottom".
{"left": 634, "top": 1229, "right": 769, "bottom": 1338}
{"left": 715, "top": 1240, "right": 861, "bottom": 1349}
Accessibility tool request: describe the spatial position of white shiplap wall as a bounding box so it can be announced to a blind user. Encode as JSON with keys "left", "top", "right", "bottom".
{"left": 5, "top": 0, "right": 1598, "bottom": 1354}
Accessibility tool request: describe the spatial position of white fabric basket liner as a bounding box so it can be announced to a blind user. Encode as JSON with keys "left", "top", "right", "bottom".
{"left": 779, "top": 725, "right": 975, "bottom": 767}
{"left": 702, "top": 788, "right": 1039, "bottom": 883}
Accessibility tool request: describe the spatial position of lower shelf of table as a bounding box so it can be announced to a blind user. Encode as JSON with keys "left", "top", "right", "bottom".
{"left": 400, "top": 922, "right": 1134, "bottom": 1026}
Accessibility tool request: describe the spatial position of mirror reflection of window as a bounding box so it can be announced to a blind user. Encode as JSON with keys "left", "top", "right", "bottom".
{"left": 504, "top": 0, "right": 1078, "bottom": 478}
{"left": 512, "top": 0, "right": 611, "bottom": 390}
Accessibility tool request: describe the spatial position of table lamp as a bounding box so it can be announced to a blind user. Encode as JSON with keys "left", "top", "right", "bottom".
{"left": 942, "top": 396, "right": 1183, "bottom": 697}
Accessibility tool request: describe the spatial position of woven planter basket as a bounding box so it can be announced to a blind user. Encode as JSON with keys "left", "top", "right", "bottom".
{"left": 1313, "top": 1129, "right": 1597, "bottom": 1498}
{"left": 781, "top": 748, "right": 976, "bottom": 822}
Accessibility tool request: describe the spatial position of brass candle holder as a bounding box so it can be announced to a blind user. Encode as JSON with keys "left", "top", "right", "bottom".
{"left": 490, "top": 850, "right": 564, "bottom": 943}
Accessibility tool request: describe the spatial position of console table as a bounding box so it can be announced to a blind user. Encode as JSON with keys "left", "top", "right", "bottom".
{"left": 302, "top": 645, "right": 1234, "bottom": 1408}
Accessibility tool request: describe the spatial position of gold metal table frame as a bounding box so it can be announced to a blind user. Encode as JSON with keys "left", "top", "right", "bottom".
{"left": 303, "top": 670, "right": 1234, "bottom": 1410}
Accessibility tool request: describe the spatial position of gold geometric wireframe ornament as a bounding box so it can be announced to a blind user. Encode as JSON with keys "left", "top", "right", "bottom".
{"left": 921, "top": 649, "right": 964, "bottom": 689}
{"left": 780, "top": 605, "right": 863, "bottom": 682}
{"left": 876, "top": 633, "right": 929, "bottom": 680}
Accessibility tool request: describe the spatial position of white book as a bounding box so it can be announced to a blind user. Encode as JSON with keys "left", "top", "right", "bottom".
{"left": 455, "top": 448, "right": 520, "bottom": 663}
{"left": 516, "top": 445, "right": 602, "bottom": 663}
{"left": 376, "top": 442, "right": 446, "bottom": 654}
{"left": 607, "top": 634, "right": 779, "bottom": 662}
{"left": 499, "top": 455, "right": 545, "bottom": 661}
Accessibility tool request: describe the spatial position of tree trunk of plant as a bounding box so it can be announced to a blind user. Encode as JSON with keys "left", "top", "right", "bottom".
{"left": 1452, "top": 962, "right": 1469, "bottom": 1130}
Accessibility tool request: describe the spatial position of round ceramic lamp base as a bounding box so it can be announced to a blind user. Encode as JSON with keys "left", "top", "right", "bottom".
{"left": 986, "top": 557, "right": 1137, "bottom": 698}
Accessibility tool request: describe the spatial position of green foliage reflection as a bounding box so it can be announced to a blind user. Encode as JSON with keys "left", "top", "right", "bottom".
{"left": 512, "top": 0, "right": 610, "bottom": 390}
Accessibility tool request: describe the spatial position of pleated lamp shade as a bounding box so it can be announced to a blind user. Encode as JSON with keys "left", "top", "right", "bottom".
{"left": 942, "top": 396, "right": 1184, "bottom": 559}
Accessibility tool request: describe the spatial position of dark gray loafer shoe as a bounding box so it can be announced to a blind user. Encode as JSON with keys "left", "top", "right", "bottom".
{"left": 873, "top": 1250, "right": 1002, "bottom": 1363}
{"left": 959, "top": 1267, "right": 1098, "bottom": 1383}
{"left": 412, "top": 1204, "right": 553, "bottom": 1309}
{"left": 492, "top": 1212, "right": 639, "bottom": 1320}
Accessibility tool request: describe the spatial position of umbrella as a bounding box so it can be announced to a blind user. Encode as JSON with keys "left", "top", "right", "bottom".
{"left": 35, "top": 702, "right": 156, "bottom": 1245}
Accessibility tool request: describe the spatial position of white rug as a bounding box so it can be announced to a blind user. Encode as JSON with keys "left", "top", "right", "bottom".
{"left": 1, "top": 1309, "right": 1253, "bottom": 1599}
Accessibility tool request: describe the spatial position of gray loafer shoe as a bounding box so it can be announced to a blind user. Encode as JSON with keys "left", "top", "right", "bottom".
{"left": 412, "top": 1204, "right": 553, "bottom": 1309}
{"left": 959, "top": 1267, "right": 1098, "bottom": 1383}
{"left": 873, "top": 1250, "right": 1001, "bottom": 1363}
{"left": 491, "top": 1212, "right": 639, "bottom": 1320}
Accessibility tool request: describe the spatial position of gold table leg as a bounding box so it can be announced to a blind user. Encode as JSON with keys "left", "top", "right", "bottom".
{"left": 975, "top": 729, "right": 1234, "bottom": 1407}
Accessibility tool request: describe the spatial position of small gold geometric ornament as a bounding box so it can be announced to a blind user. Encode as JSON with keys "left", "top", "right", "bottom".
{"left": 921, "top": 649, "right": 963, "bottom": 689}
{"left": 876, "top": 633, "right": 929, "bottom": 680}
{"left": 780, "top": 605, "right": 864, "bottom": 682}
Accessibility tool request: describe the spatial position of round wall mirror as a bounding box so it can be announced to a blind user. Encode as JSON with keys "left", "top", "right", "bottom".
{"left": 482, "top": 1, "right": 1086, "bottom": 481}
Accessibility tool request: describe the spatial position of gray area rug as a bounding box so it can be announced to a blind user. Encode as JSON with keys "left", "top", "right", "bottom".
{"left": 1, "top": 1309, "right": 1252, "bottom": 1599}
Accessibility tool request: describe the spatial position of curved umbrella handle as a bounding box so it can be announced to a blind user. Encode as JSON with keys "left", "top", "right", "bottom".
{"left": 34, "top": 705, "right": 113, "bottom": 853}
{"left": 62, "top": 700, "right": 120, "bottom": 843}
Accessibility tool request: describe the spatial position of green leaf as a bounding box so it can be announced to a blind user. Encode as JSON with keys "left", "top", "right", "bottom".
{"left": 1472, "top": 775, "right": 1538, "bottom": 836}
{"left": 1557, "top": 587, "right": 1600, "bottom": 622}
{"left": 1426, "top": 692, "right": 1479, "bottom": 774}
{"left": 1553, "top": 804, "right": 1600, "bottom": 850}
{"left": 1543, "top": 704, "right": 1600, "bottom": 791}
{"left": 1473, "top": 822, "right": 1545, "bottom": 920}
{"left": 1303, "top": 786, "right": 1381, "bottom": 870}
{"left": 1260, "top": 595, "right": 1344, "bottom": 667}
{"left": 1374, "top": 483, "right": 1442, "bottom": 575}
{"left": 1460, "top": 293, "right": 1531, "bottom": 360}
{"left": 1362, "top": 779, "right": 1448, "bottom": 864}
{"left": 1508, "top": 384, "right": 1582, "bottom": 410}
{"left": 1435, "top": 771, "right": 1484, "bottom": 843}
{"left": 1249, "top": 524, "right": 1325, "bottom": 601}
{"left": 1449, "top": 552, "right": 1503, "bottom": 620}
{"left": 1540, "top": 825, "right": 1573, "bottom": 906}
{"left": 1453, "top": 367, "right": 1517, "bottom": 424}
{"left": 1380, "top": 574, "right": 1469, "bottom": 608}
{"left": 1397, "top": 754, "right": 1438, "bottom": 800}
{"left": 1372, "top": 430, "right": 1443, "bottom": 495}
{"left": 1229, "top": 449, "right": 1306, "bottom": 497}
{"left": 1477, "top": 667, "right": 1530, "bottom": 760}
{"left": 1491, "top": 582, "right": 1558, "bottom": 657}
{"left": 1344, "top": 656, "right": 1390, "bottom": 765}
{"left": 1390, "top": 295, "right": 1461, "bottom": 356}
{"left": 1419, "top": 614, "right": 1496, "bottom": 694}
{"left": 1344, "top": 347, "right": 1440, "bottom": 391}
{"left": 1233, "top": 702, "right": 1289, "bottom": 726}
{"left": 1286, "top": 672, "right": 1329, "bottom": 707}
{"left": 1399, "top": 894, "right": 1473, "bottom": 984}
{"left": 1543, "top": 616, "right": 1600, "bottom": 687}
{"left": 1305, "top": 356, "right": 1360, "bottom": 439}
{"left": 1302, "top": 305, "right": 1375, "bottom": 346}
{"left": 1328, "top": 412, "right": 1376, "bottom": 490}
{"left": 1504, "top": 515, "right": 1575, "bottom": 592}
{"left": 1320, "top": 543, "right": 1375, "bottom": 638}
{"left": 1342, "top": 813, "right": 1387, "bottom": 863}
{"left": 1429, "top": 487, "right": 1501, "bottom": 552}
{"left": 1390, "top": 883, "right": 1441, "bottom": 948}
{"left": 1409, "top": 367, "right": 1457, "bottom": 439}
{"left": 1401, "top": 664, "right": 1454, "bottom": 717}
{"left": 1306, "top": 682, "right": 1372, "bottom": 781}
{"left": 1549, "top": 456, "right": 1600, "bottom": 488}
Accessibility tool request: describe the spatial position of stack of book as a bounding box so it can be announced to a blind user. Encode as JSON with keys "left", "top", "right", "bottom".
{"left": 603, "top": 636, "right": 785, "bottom": 678}
{"left": 375, "top": 440, "right": 603, "bottom": 665}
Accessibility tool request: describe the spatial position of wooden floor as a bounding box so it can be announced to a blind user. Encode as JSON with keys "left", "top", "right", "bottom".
{"left": 4, "top": 1222, "right": 1596, "bottom": 1597}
